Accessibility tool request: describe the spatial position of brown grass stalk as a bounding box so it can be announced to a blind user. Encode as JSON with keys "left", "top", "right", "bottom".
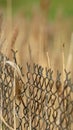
{"left": 13, "top": 71, "right": 16, "bottom": 130}
{"left": 0, "top": 116, "right": 14, "bottom": 130}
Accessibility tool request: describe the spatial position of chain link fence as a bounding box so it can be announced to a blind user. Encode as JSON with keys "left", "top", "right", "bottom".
{"left": 0, "top": 51, "right": 73, "bottom": 130}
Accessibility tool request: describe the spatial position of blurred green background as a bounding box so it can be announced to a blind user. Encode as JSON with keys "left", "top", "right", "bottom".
{"left": 0, "top": 0, "right": 73, "bottom": 19}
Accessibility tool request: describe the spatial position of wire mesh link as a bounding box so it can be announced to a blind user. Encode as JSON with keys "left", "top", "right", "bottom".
{"left": 0, "top": 51, "right": 73, "bottom": 130}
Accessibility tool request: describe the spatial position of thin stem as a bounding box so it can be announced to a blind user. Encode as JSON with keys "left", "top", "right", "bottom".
{"left": 46, "top": 52, "right": 51, "bottom": 68}
{"left": 13, "top": 71, "right": 16, "bottom": 130}
{"left": 66, "top": 33, "right": 73, "bottom": 71}
{"left": 0, "top": 116, "right": 14, "bottom": 130}
{"left": 62, "top": 44, "right": 65, "bottom": 82}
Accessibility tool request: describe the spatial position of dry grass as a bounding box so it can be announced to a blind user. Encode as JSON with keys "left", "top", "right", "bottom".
{"left": 0, "top": 7, "right": 73, "bottom": 74}
{"left": 0, "top": 1, "right": 73, "bottom": 129}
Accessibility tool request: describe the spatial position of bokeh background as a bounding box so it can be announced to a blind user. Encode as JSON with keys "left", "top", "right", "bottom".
{"left": 0, "top": 0, "right": 73, "bottom": 19}
{"left": 0, "top": 0, "right": 73, "bottom": 78}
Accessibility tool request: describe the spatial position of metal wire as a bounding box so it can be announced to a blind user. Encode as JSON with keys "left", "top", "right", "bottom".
{"left": 0, "top": 51, "right": 73, "bottom": 130}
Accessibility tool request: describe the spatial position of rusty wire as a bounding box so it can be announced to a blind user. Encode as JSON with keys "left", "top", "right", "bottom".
{"left": 0, "top": 51, "right": 73, "bottom": 130}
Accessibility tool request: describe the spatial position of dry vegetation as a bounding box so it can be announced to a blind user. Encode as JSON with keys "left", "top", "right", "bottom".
{"left": 0, "top": 0, "right": 73, "bottom": 77}
{"left": 0, "top": 0, "right": 73, "bottom": 129}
